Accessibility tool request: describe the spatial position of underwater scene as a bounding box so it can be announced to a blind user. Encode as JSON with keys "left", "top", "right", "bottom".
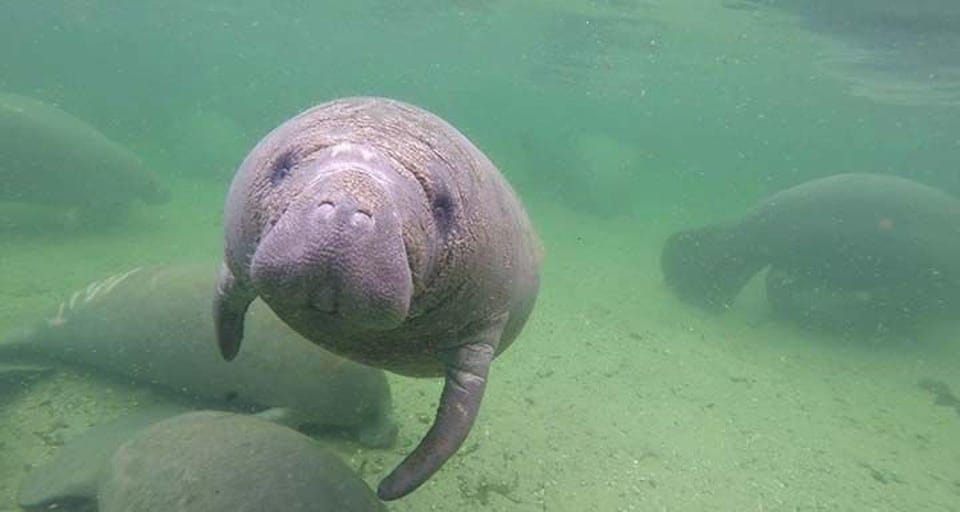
{"left": 1, "top": 1, "right": 959, "bottom": 510}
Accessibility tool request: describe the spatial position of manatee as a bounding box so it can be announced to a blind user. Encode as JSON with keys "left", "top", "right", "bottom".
{"left": 98, "top": 411, "right": 385, "bottom": 512}
{"left": 2, "top": 263, "right": 396, "bottom": 447}
{"left": 18, "top": 404, "right": 190, "bottom": 512}
{"left": 214, "top": 96, "right": 542, "bottom": 499}
{"left": 662, "top": 173, "right": 960, "bottom": 329}
{"left": 0, "top": 92, "right": 168, "bottom": 216}
{"left": 763, "top": 266, "right": 949, "bottom": 334}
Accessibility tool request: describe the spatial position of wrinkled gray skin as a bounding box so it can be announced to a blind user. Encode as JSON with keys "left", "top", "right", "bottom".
{"left": 2, "top": 264, "right": 396, "bottom": 448}
{"left": 662, "top": 173, "right": 960, "bottom": 327}
{"left": 0, "top": 93, "right": 169, "bottom": 213}
{"left": 215, "top": 97, "right": 542, "bottom": 500}
{"left": 99, "top": 411, "right": 385, "bottom": 512}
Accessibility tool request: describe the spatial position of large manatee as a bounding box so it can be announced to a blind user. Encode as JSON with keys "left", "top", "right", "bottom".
{"left": 2, "top": 263, "right": 396, "bottom": 447}
{"left": 215, "top": 97, "right": 542, "bottom": 499}
{"left": 98, "top": 411, "right": 385, "bottom": 512}
{"left": 662, "top": 173, "right": 960, "bottom": 330}
{"left": 0, "top": 93, "right": 169, "bottom": 216}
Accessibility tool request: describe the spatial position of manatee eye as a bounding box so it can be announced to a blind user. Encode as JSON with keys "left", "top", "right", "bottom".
{"left": 432, "top": 191, "right": 454, "bottom": 236}
{"left": 269, "top": 152, "right": 296, "bottom": 186}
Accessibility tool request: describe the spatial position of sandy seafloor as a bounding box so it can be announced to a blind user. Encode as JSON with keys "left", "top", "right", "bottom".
{"left": 1, "top": 178, "right": 959, "bottom": 512}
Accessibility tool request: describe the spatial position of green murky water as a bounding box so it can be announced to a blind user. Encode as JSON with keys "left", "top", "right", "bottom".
{"left": 2, "top": 1, "right": 959, "bottom": 510}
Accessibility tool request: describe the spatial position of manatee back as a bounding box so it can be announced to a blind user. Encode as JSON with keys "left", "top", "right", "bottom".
{"left": 744, "top": 173, "right": 960, "bottom": 288}
{"left": 98, "top": 411, "right": 385, "bottom": 512}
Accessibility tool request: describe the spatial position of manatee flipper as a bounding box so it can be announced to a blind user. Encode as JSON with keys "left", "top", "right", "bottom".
{"left": 256, "top": 406, "right": 398, "bottom": 449}
{"left": 213, "top": 262, "right": 256, "bottom": 361}
{"left": 377, "top": 314, "right": 506, "bottom": 500}
{"left": 252, "top": 407, "right": 302, "bottom": 426}
{"left": 660, "top": 224, "right": 767, "bottom": 311}
{"left": 17, "top": 405, "right": 188, "bottom": 512}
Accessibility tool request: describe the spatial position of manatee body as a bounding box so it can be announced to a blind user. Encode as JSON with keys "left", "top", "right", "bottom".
{"left": 98, "top": 411, "right": 385, "bottom": 512}
{"left": 3, "top": 263, "right": 396, "bottom": 447}
{"left": 662, "top": 173, "right": 960, "bottom": 330}
{"left": 763, "top": 264, "right": 960, "bottom": 334}
{"left": 0, "top": 93, "right": 168, "bottom": 213}
{"left": 215, "top": 97, "right": 542, "bottom": 499}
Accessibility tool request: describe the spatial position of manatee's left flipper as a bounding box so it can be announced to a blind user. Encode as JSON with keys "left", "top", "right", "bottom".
{"left": 252, "top": 407, "right": 303, "bottom": 426}
{"left": 377, "top": 314, "right": 507, "bottom": 500}
{"left": 213, "top": 262, "right": 257, "bottom": 361}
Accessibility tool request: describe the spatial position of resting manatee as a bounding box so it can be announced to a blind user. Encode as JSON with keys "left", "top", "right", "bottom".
{"left": 97, "top": 411, "right": 385, "bottom": 512}
{"left": 0, "top": 93, "right": 169, "bottom": 216}
{"left": 2, "top": 263, "right": 396, "bottom": 448}
{"left": 662, "top": 173, "right": 960, "bottom": 329}
{"left": 214, "top": 96, "right": 542, "bottom": 499}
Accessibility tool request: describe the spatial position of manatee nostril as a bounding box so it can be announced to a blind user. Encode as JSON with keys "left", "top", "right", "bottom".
{"left": 351, "top": 210, "right": 373, "bottom": 229}
{"left": 317, "top": 201, "right": 336, "bottom": 220}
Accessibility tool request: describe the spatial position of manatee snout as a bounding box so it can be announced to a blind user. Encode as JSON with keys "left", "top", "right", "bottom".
{"left": 250, "top": 167, "right": 414, "bottom": 331}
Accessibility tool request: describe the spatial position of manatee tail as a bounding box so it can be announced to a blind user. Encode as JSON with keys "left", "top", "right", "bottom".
{"left": 660, "top": 224, "right": 767, "bottom": 311}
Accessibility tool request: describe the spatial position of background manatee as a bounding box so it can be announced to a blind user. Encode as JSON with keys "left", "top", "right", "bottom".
{"left": 662, "top": 173, "right": 960, "bottom": 330}
{"left": 98, "top": 411, "right": 385, "bottom": 512}
{"left": 0, "top": 93, "right": 169, "bottom": 218}
{"left": 763, "top": 266, "right": 946, "bottom": 334}
{"left": 17, "top": 405, "right": 190, "bottom": 512}
{"left": 2, "top": 263, "right": 396, "bottom": 447}
{"left": 215, "top": 96, "right": 542, "bottom": 499}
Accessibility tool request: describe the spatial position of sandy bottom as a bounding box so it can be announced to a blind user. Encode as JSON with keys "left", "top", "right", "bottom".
{"left": 1, "top": 179, "right": 958, "bottom": 511}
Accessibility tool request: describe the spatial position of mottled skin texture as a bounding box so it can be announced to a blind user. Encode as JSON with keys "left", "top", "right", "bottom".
{"left": 99, "top": 411, "right": 385, "bottom": 512}
{"left": 0, "top": 93, "right": 169, "bottom": 211}
{"left": 215, "top": 97, "right": 542, "bottom": 500}
{"left": 662, "top": 173, "right": 960, "bottom": 327}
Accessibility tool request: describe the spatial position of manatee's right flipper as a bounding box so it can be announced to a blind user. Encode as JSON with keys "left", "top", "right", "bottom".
{"left": 213, "top": 262, "right": 257, "bottom": 361}
{"left": 660, "top": 224, "right": 767, "bottom": 311}
{"left": 376, "top": 314, "right": 507, "bottom": 500}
